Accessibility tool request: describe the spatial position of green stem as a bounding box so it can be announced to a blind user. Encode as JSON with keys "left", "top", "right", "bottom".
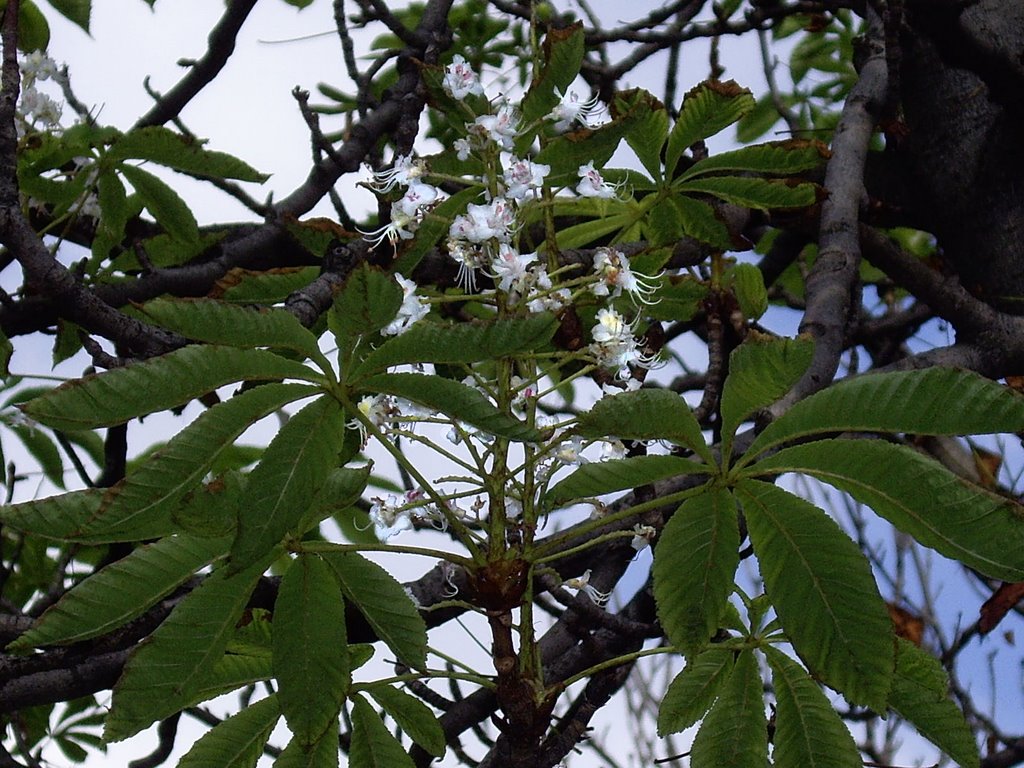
{"left": 295, "top": 540, "right": 474, "bottom": 568}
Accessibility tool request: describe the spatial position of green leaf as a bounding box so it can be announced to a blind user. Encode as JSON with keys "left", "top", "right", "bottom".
{"left": 576, "top": 389, "right": 713, "bottom": 463}
{"left": 275, "top": 723, "right": 340, "bottom": 768}
{"left": 354, "top": 314, "right": 557, "bottom": 379}
{"left": 749, "top": 439, "right": 1024, "bottom": 582}
{"left": 328, "top": 264, "right": 402, "bottom": 346}
{"left": 546, "top": 455, "right": 710, "bottom": 508}
{"left": 744, "top": 368, "right": 1024, "bottom": 465}
{"left": 889, "top": 638, "right": 980, "bottom": 768}
{"left": 621, "top": 92, "right": 669, "bottom": 181}
{"left": 323, "top": 551, "right": 427, "bottom": 670}
{"left": 119, "top": 163, "right": 199, "bottom": 244}
{"left": 657, "top": 648, "right": 734, "bottom": 736}
{"left": 274, "top": 554, "right": 350, "bottom": 745}
{"left": 105, "top": 558, "right": 267, "bottom": 742}
{"left": 301, "top": 465, "right": 372, "bottom": 533}
{"left": 349, "top": 694, "right": 415, "bottom": 768}
{"left": 672, "top": 194, "right": 731, "bottom": 249}
{"left": 9, "top": 534, "right": 228, "bottom": 651}
{"left": 646, "top": 275, "right": 707, "bottom": 323}
{"left": 666, "top": 80, "right": 755, "bottom": 177}
{"left": 14, "top": 0, "right": 49, "bottom": 51}
{"left": 731, "top": 263, "right": 767, "bottom": 320}
{"left": 735, "top": 479, "right": 893, "bottom": 710}
{"left": 678, "top": 176, "right": 816, "bottom": 211}
{"left": 359, "top": 373, "right": 541, "bottom": 443}
{"left": 11, "top": 424, "right": 64, "bottom": 489}
{"left": 231, "top": 396, "right": 348, "bottom": 570}
{"left": 138, "top": 298, "right": 324, "bottom": 364}
{"left": 689, "top": 650, "right": 767, "bottom": 768}
{"left": 653, "top": 486, "right": 739, "bottom": 655}
{"left": 765, "top": 646, "right": 862, "bottom": 768}
{"left": 736, "top": 92, "right": 784, "bottom": 143}
{"left": 23, "top": 346, "right": 320, "bottom": 431}
{"left": 0, "top": 489, "right": 155, "bottom": 543}
{"left": 108, "top": 126, "right": 268, "bottom": 182}
{"left": 94, "top": 383, "right": 317, "bottom": 541}
{"left": 680, "top": 140, "right": 826, "bottom": 181}
{"left": 553, "top": 209, "right": 634, "bottom": 250}
{"left": 43, "top": 0, "right": 90, "bottom": 32}
{"left": 367, "top": 685, "right": 445, "bottom": 758}
{"left": 176, "top": 695, "right": 280, "bottom": 768}
{"left": 0, "top": 327, "right": 11, "bottom": 377}
{"left": 719, "top": 334, "right": 813, "bottom": 457}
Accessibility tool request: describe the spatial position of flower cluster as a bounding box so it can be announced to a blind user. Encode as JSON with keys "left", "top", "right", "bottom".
{"left": 17, "top": 51, "right": 62, "bottom": 131}
{"left": 590, "top": 307, "right": 657, "bottom": 379}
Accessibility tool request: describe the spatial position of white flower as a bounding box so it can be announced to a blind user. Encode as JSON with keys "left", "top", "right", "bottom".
{"left": 454, "top": 137, "right": 472, "bottom": 161}
{"left": 490, "top": 244, "right": 537, "bottom": 296}
{"left": 589, "top": 308, "right": 658, "bottom": 378}
{"left": 503, "top": 157, "right": 550, "bottom": 201}
{"left": 358, "top": 202, "right": 417, "bottom": 247}
{"left": 447, "top": 237, "right": 486, "bottom": 292}
{"left": 564, "top": 569, "right": 610, "bottom": 606}
{"left": 554, "top": 436, "right": 588, "bottom": 466}
{"left": 548, "top": 88, "right": 602, "bottom": 133}
{"left": 395, "top": 180, "right": 440, "bottom": 217}
{"left": 599, "top": 439, "right": 627, "bottom": 461}
{"left": 368, "top": 494, "right": 415, "bottom": 541}
{"left": 631, "top": 524, "right": 656, "bottom": 552}
{"left": 470, "top": 101, "right": 518, "bottom": 150}
{"left": 367, "top": 154, "right": 425, "bottom": 193}
{"left": 21, "top": 51, "right": 58, "bottom": 85}
{"left": 592, "top": 307, "right": 630, "bottom": 344}
{"left": 382, "top": 273, "right": 430, "bottom": 335}
{"left": 79, "top": 193, "right": 101, "bottom": 220}
{"left": 450, "top": 199, "right": 515, "bottom": 244}
{"left": 18, "top": 86, "right": 61, "bottom": 127}
{"left": 442, "top": 54, "right": 484, "bottom": 100}
{"left": 576, "top": 162, "right": 618, "bottom": 199}
{"left": 590, "top": 247, "right": 660, "bottom": 305}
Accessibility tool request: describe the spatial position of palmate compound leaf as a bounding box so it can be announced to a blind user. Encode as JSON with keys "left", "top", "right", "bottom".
{"left": 653, "top": 486, "right": 740, "bottom": 656}
{"left": 742, "top": 367, "right": 1024, "bottom": 467}
{"left": 545, "top": 454, "right": 710, "bottom": 508}
{"left": 350, "top": 694, "right": 415, "bottom": 768}
{"left": 89, "top": 382, "right": 319, "bottom": 542}
{"left": 273, "top": 553, "right": 350, "bottom": 746}
{"left": 719, "top": 333, "right": 814, "bottom": 459}
{"left": 367, "top": 684, "right": 445, "bottom": 758}
{"left": 358, "top": 373, "right": 542, "bottom": 443}
{"left": 138, "top": 298, "right": 327, "bottom": 367}
{"left": 176, "top": 694, "right": 281, "bottom": 768}
{"left": 105, "top": 556, "right": 270, "bottom": 742}
{"left": 21, "top": 345, "right": 322, "bottom": 431}
{"left": 352, "top": 313, "right": 558, "bottom": 379}
{"left": 749, "top": 439, "right": 1024, "bottom": 581}
{"left": 8, "top": 533, "right": 229, "bottom": 651}
{"left": 322, "top": 551, "right": 427, "bottom": 671}
{"left": 889, "top": 638, "right": 980, "bottom": 768}
{"left": 657, "top": 647, "right": 734, "bottom": 736}
{"left": 764, "top": 646, "right": 862, "bottom": 768}
{"left": 231, "top": 396, "right": 349, "bottom": 571}
{"left": 688, "top": 649, "right": 767, "bottom": 768}
{"left": 575, "top": 388, "right": 714, "bottom": 464}
{"left": 735, "top": 479, "right": 894, "bottom": 711}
